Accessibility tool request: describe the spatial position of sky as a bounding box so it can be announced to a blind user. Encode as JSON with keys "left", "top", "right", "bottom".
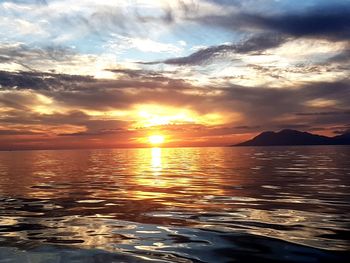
{"left": 0, "top": 0, "right": 349, "bottom": 149}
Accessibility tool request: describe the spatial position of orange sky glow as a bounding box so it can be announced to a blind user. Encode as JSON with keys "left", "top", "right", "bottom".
{"left": 0, "top": 0, "right": 349, "bottom": 150}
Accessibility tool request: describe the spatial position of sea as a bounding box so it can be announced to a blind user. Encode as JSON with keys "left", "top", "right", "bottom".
{"left": 0, "top": 146, "right": 349, "bottom": 262}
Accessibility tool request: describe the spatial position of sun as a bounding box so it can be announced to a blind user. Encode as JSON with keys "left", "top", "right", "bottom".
{"left": 148, "top": 135, "right": 165, "bottom": 145}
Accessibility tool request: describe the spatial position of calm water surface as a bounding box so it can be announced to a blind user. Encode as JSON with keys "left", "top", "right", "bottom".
{"left": 0, "top": 146, "right": 349, "bottom": 262}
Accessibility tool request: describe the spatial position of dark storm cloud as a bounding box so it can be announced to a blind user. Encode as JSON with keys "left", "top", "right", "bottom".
{"left": 150, "top": 3, "right": 350, "bottom": 66}
{"left": 0, "top": 71, "right": 49, "bottom": 90}
{"left": 253, "top": 9, "right": 350, "bottom": 40}
{"left": 0, "top": 70, "right": 94, "bottom": 91}
{"left": 198, "top": 4, "right": 350, "bottom": 41}
{"left": 143, "top": 34, "right": 287, "bottom": 65}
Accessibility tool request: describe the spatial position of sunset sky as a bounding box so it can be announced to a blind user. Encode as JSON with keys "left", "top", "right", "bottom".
{"left": 0, "top": 0, "right": 349, "bottom": 149}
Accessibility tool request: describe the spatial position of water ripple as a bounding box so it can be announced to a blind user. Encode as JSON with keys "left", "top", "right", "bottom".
{"left": 0, "top": 146, "right": 349, "bottom": 262}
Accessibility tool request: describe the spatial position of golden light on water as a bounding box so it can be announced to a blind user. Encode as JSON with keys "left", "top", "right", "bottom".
{"left": 151, "top": 147, "right": 162, "bottom": 171}
{"left": 148, "top": 135, "right": 165, "bottom": 145}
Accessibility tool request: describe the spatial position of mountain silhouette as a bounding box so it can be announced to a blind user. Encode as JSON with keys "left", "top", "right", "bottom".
{"left": 235, "top": 129, "right": 350, "bottom": 146}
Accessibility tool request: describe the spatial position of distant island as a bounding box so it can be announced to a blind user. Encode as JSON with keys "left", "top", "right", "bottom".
{"left": 234, "top": 129, "right": 350, "bottom": 146}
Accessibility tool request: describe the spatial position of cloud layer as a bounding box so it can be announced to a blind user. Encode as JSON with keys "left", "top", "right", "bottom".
{"left": 0, "top": 0, "right": 349, "bottom": 149}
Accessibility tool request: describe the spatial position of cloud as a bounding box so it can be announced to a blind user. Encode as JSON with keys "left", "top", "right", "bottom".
{"left": 296, "top": 111, "right": 350, "bottom": 116}
{"left": 0, "top": 43, "right": 67, "bottom": 70}
{"left": 138, "top": 3, "right": 350, "bottom": 73}
{"left": 4, "top": 0, "right": 47, "bottom": 5}
{"left": 106, "top": 36, "right": 184, "bottom": 54}
{"left": 1, "top": 68, "right": 349, "bottom": 113}
{"left": 0, "top": 42, "right": 101, "bottom": 74}
{"left": 196, "top": 3, "right": 350, "bottom": 40}
{"left": 0, "top": 0, "right": 189, "bottom": 43}
{"left": 277, "top": 124, "right": 311, "bottom": 130}
{"left": 0, "top": 109, "right": 130, "bottom": 136}
{"left": 255, "top": 9, "right": 350, "bottom": 40}
{"left": 234, "top": 125, "right": 261, "bottom": 130}
{"left": 2, "top": 67, "right": 350, "bottom": 132}
{"left": 0, "top": 70, "right": 94, "bottom": 91}
{"left": 211, "top": 79, "right": 350, "bottom": 131}
{"left": 0, "top": 0, "right": 349, "bottom": 148}
{"left": 327, "top": 48, "right": 350, "bottom": 64}
{"left": 142, "top": 34, "right": 287, "bottom": 65}
{"left": 0, "top": 69, "right": 201, "bottom": 112}
{"left": 0, "top": 129, "right": 40, "bottom": 136}
{"left": 107, "top": 68, "right": 163, "bottom": 78}
{"left": 333, "top": 126, "right": 350, "bottom": 135}
{"left": 146, "top": 3, "right": 350, "bottom": 68}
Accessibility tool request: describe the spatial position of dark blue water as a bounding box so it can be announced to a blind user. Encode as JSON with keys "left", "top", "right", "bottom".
{"left": 0, "top": 146, "right": 349, "bottom": 262}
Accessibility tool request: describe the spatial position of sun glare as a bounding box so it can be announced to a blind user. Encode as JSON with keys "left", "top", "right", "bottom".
{"left": 148, "top": 135, "right": 165, "bottom": 145}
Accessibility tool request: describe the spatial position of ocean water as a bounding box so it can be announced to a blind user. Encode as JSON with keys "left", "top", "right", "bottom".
{"left": 0, "top": 146, "right": 349, "bottom": 262}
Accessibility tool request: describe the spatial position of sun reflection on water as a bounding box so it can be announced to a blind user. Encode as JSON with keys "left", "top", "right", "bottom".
{"left": 151, "top": 147, "right": 162, "bottom": 176}
{"left": 0, "top": 147, "right": 349, "bottom": 258}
